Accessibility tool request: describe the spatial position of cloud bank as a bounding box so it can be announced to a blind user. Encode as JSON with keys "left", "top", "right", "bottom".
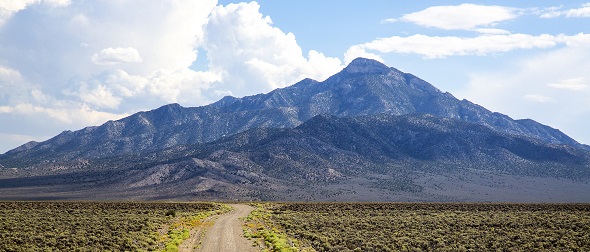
{"left": 346, "top": 33, "right": 590, "bottom": 59}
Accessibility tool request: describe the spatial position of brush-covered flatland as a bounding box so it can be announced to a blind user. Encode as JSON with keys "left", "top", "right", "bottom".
{"left": 245, "top": 203, "right": 590, "bottom": 252}
{"left": 1, "top": 202, "right": 589, "bottom": 251}
{"left": 0, "top": 201, "right": 228, "bottom": 251}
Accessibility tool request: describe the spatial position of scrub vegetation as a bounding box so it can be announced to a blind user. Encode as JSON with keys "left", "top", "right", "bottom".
{"left": 245, "top": 203, "right": 590, "bottom": 251}
{"left": 0, "top": 201, "right": 226, "bottom": 251}
{"left": 3, "top": 201, "right": 589, "bottom": 251}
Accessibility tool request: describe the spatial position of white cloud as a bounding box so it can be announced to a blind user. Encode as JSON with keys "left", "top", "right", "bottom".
{"left": 43, "top": 0, "right": 70, "bottom": 7}
{"left": 562, "top": 33, "right": 590, "bottom": 46}
{"left": 0, "top": 68, "right": 127, "bottom": 123}
{"left": 0, "top": 2, "right": 224, "bottom": 121}
{"left": 347, "top": 33, "right": 590, "bottom": 59}
{"left": 344, "top": 45, "right": 384, "bottom": 65}
{"left": 565, "top": 3, "right": 590, "bottom": 17}
{"left": 62, "top": 68, "right": 223, "bottom": 111}
{"left": 0, "top": 102, "right": 129, "bottom": 154}
{"left": 0, "top": 0, "right": 70, "bottom": 26}
{"left": 540, "top": 3, "right": 590, "bottom": 18}
{"left": 0, "top": 65, "right": 53, "bottom": 108}
{"left": 78, "top": 83, "right": 122, "bottom": 109}
{"left": 399, "top": 4, "right": 520, "bottom": 30}
{"left": 0, "top": 102, "right": 127, "bottom": 125}
{"left": 524, "top": 94, "right": 556, "bottom": 103}
{"left": 0, "top": 0, "right": 37, "bottom": 13}
{"left": 0, "top": 0, "right": 217, "bottom": 92}
{"left": 380, "top": 18, "right": 398, "bottom": 24}
{"left": 0, "top": 65, "right": 23, "bottom": 85}
{"left": 539, "top": 11, "right": 563, "bottom": 19}
{"left": 0, "top": 65, "right": 36, "bottom": 104}
{"left": 101, "top": 69, "right": 149, "bottom": 98}
{"left": 203, "top": 2, "right": 343, "bottom": 97}
{"left": 92, "top": 47, "right": 142, "bottom": 65}
{"left": 474, "top": 28, "right": 511, "bottom": 35}
{"left": 305, "top": 50, "right": 345, "bottom": 79}
{"left": 548, "top": 77, "right": 589, "bottom": 91}
{"left": 144, "top": 68, "right": 222, "bottom": 105}
{"left": 30, "top": 89, "right": 50, "bottom": 103}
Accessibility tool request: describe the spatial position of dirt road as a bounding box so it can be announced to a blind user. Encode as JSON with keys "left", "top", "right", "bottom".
{"left": 197, "top": 204, "right": 258, "bottom": 252}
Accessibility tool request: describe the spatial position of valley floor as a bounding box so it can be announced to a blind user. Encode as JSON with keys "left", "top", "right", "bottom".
{"left": 1, "top": 169, "right": 590, "bottom": 202}
{"left": 1, "top": 201, "right": 589, "bottom": 251}
{"left": 245, "top": 202, "right": 590, "bottom": 251}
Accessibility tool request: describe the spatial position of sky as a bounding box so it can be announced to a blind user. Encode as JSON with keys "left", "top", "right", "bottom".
{"left": 0, "top": 1, "right": 589, "bottom": 153}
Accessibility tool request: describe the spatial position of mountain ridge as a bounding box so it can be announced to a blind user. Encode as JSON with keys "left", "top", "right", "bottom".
{"left": 3, "top": 112, "right": 588, "bottom": 201}
{"left": 2, "top": 58, "right": 583, "bottom": 163}
{"left": 1, "top": 57, "right": 589, "bottom": 201}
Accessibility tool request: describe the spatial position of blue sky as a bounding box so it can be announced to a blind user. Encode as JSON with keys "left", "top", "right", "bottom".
{"left": 1, "top": 1, "right": 589, "bottom": 153}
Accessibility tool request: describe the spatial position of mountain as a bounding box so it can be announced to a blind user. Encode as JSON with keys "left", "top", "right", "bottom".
{"left": 1, "top": 113, "right": 588, "bottom": 201}
{"left": 1, "top": 58, "right": 585, "bottom": 166}
{"left": 0, "top": 58, "right": 589, "bottom": 201}
{"left": 157, "top": 113, "right": 589, "bottom": 182}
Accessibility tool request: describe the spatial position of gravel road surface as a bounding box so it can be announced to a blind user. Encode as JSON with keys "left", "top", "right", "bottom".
{"left": 198, "top": 204, "right": 258, "bottom": 252}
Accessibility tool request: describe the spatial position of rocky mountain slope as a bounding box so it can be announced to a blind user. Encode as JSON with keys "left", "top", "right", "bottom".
{"left": 1, "top": 113, "right": 588, "bottom": 201}
{"left": 0, "top": 58, "right": 589, "bottom": 201}
{"left": 1, "top": 58, "right": 585, "bottom": 166}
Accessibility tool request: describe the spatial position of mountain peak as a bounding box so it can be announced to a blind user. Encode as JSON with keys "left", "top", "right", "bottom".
{"left": 1, "top": 56, "right": 585, "bottom": 164}
{"left": 344, "top": 57, "right": 391, "bottom": 74}
{"left": 160, "top": 103, "right": 183, "bottom": 109}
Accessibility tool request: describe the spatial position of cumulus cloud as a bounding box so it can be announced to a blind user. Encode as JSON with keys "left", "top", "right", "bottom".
{"left": 91, "top": 47, "right": 142, "bottom": 65}
{"left": 346, "top": 33, "right": 590, "bottom": 59}
{"left": 397, "top": 4, "right": 520, "bottom": 30}
{"left": 0, "top": 0, "right": 218, "bottom": 152}
{"left": 0, "top": 0, "right": 37, "bottom": 19}
{"left": 77, "top": 83, "right": 122, "bottom": 109}
{"left": 0, "top": 64, "right": 129, "bottom": 151}
{"left": 0, "top": 0, "right": 217, "bottom": 92}
{"left": 540, "top": 3, "right": 590, "bottom": 18}
{"left": 61, "top": 68, "right": 223, "bottom": 112}
{"left": 0, "top": 0, "right": 70, "bottom": 26}
{"left": 0, "top": 1, "right": 221, "bottom": 106}
{"left": 0, "top": 62, "right": 129, "bottom": 152}
{"left": 203, "top": 2, "right": 343, "bottom": 97}
{"left": 0, "top": 66, "right": 127, "bottom": 124}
